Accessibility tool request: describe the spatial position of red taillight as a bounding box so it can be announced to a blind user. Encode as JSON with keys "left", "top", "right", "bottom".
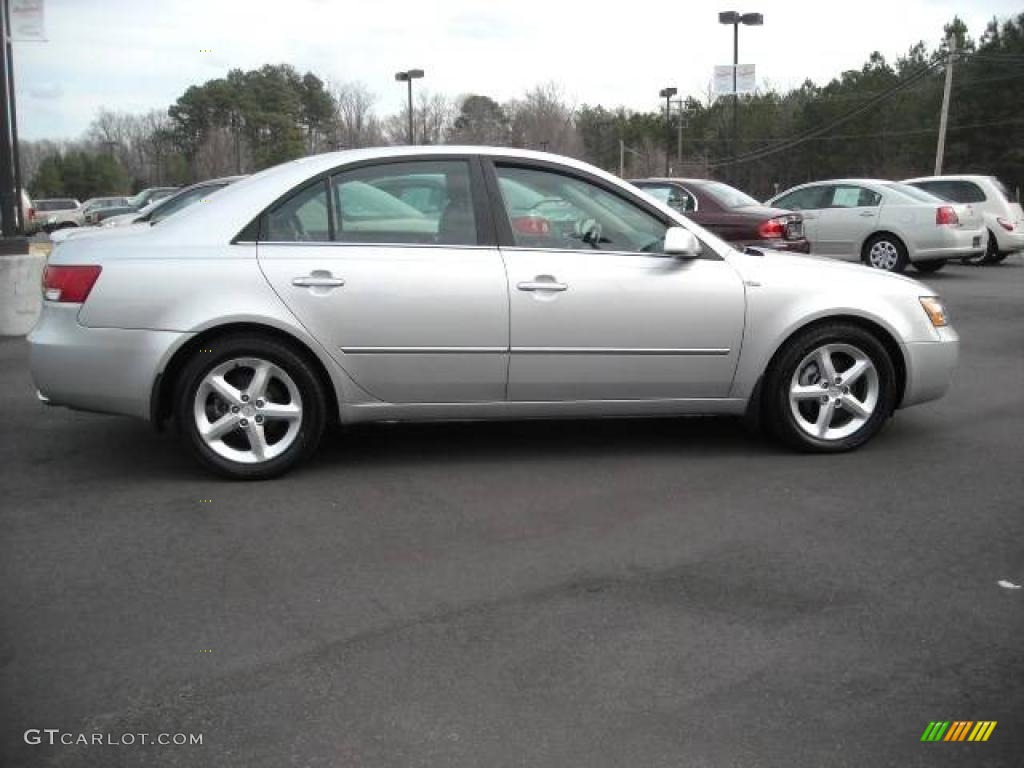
{"left": 936, "top": 206, "right": 958, "bottom": 226}
{"left": 28, "top": 207, "right": 35, "bottom": 221}
{"left": 758, "top": 217, "right": 786, "bottom": 239}
{"left": 996, "top": 217, "right": 1014, "bottom": 231}
{"left": 511, "top": 216, "right": 551, "bottom": 235}
{"left": 42, "top": 265, "right": 102, "bottom": 303}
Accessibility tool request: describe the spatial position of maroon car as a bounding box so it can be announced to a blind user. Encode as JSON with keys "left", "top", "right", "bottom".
{"left": 631, "top": 178, "right": 810, "bottom": 253}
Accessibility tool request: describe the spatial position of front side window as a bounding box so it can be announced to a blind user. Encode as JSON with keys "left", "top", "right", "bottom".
{"left": 264, "top": 181, "right": 331, "bottom": 242}
{"left": 332, "top": 161, "right": 478, "bottom": 246}
{"left": 638, "top": 183, "right": 696, "bottom": 213}
{"left": 496, "top": 165, "right": 667, "bottom": 253}
{"left": 775, "top": 186, "right": 828, "bottom": 211}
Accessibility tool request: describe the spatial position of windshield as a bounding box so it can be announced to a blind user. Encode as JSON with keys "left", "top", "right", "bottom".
{"left": 700, "top": 181, "right": 760, "bottom": 208}
{"left": 36, "top": 199, "right": 78, "bottom": 211}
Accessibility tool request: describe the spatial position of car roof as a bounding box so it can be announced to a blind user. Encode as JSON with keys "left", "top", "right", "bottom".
{"left": 150, "top": 147, "right": 641, "bottom": 243}
{"left": 903, "top": 174, "right": 993, "bottom": 183}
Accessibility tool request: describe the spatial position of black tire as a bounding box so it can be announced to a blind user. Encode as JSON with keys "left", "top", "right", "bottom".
{"left": 764, "top": 323, "right": 897, "bottom": 453}
{"left": 174, "top": 334, "right": 327, "bottom": 479}
{"left": 991, "top": 251, "right": 1009, "bottom": 263}
{"left": 914, "top": 260, "right": 946, "bottom": 274}
{"left": 862, "top": 233, "right": 909, "bottom": 273}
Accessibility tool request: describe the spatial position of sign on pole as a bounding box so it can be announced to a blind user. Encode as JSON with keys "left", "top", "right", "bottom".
{"left": 713, "top": 64, "right": 756, "bottom": 96}
{"left": 10, "top": 0, "right": 46, "bottom": 42}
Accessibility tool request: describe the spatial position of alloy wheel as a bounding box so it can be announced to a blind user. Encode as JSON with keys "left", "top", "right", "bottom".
{"left": 192, "top": 357, "right": 303, "bottom": 464}
{"left": 788, "top": 343, "right": 879, "bottom": 441}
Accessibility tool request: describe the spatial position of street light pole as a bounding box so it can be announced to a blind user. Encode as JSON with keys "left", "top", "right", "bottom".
{"left": 659, "top": 87, "right": 677, "bottom": 176}
{"left": 718, "top": 11, "right": 762, "bottom": 182}
{"left": 394, "top": 69, "right": 425, "bottom": 145}
{"left": 934, "top": 35, "right": 956, "bottom": 175}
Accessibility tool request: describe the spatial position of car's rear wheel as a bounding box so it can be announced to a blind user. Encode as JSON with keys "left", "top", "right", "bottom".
{"left": 175, "top": 335, "right": 327, "bottom": 479}
{"left": 863, "top": 234, "right": 908, "bottom": 273}
{"left": 914, "top": 260, "right": 945, "bottom": 273}
{"left": 765, "top": 323, "right": 897, "bottom": 452}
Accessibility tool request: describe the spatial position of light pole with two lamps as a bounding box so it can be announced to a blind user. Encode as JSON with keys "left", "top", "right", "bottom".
{"left": 658, "top": 87, "right": 677, "bottom": 176}
{"left": 718, "top": 10, "right": 762, "bottom": 180}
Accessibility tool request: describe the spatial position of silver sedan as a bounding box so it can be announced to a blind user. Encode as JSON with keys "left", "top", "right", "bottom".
{"left": 29, "top": 148, "right": 959, "bottom": 478}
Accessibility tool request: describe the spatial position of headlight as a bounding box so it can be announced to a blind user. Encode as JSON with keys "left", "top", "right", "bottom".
{"left": 101, "top": 220, "right": 117, "bottom": 228}
{"left": 47, "top": 216, "right": 56, "bottom": 224}
{"left": 919, "top": 296, "right": 949, "bottom": 327}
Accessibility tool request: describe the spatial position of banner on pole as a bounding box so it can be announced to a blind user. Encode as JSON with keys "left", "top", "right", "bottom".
{"left": 713, "top": 64, "right": 756, "bottom": 95}
{"left": 11, "top": 0, "right": 46, "bottom": 42}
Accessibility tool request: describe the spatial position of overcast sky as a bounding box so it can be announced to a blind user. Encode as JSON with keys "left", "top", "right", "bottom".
{"left": 12, "top": 0, "right": 1021, "bottom": 140}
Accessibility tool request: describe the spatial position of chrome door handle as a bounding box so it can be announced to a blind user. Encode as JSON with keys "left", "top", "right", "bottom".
{"left": 517, "top": 280, "right": 568, "bottom": 292}
{"left": 292, "top": 275, "right": 345, "bottom": 287}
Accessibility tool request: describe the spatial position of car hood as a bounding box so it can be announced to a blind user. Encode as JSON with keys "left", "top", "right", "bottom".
{"left": 726, "top": 246, "right": 927, "bottom": 292}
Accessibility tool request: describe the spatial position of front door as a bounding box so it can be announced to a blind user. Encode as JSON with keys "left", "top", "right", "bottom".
{"left": 488, "top": 162, "right": 746, "bottom": 402}
{"left": 257, "top": 158, "right": 509, "bottom": 404}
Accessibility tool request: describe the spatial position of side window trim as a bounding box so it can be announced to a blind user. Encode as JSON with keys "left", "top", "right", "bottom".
{"left": 240, "top": 154, "right": 497, "bottom": 247}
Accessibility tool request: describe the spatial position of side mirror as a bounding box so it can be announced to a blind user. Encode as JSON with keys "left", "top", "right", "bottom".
{"left": 663, "top": 226, "right": 700, "bottom": 258}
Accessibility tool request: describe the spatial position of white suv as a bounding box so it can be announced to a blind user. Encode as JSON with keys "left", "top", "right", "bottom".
{"left": 904, "top": 175, "right": 1024, "bottom": 264}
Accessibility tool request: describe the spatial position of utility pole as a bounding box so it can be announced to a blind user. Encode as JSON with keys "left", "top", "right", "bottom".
{"left": 619, "top": 139, "right": 624, "bottom": 178}
{"left": 0, "top": 0, "right": 20, "bottom": 236}
{"left": 934, "top": 35, "right": 956, "bottom": 176}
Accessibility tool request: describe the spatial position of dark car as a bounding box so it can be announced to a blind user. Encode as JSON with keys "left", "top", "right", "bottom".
{"left": 631, "top": 178, "right": 810, "bottom": 253}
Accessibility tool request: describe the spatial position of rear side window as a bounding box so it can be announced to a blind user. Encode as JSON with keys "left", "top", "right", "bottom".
{"left": 828, "top": 186, "right": 881, "bottom": 208}
{"left": 263, "top": 181, "right": 331, "bottom": 242}
{"left": 331, "top": 160, "right": 478, "bottom": 246}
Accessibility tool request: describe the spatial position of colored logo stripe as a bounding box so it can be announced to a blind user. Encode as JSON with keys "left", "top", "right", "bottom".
{"left": 921, "top": 721, "right": 996, "bottom": 742}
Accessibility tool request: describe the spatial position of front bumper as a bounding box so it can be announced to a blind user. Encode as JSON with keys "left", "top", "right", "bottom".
{"left": 28, "top": 303, "right": 189, "bottom": 420}
{"left": 899, "top": 326, "right": 959, "bottom": 408}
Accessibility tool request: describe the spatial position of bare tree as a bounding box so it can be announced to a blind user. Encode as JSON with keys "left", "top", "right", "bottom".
{"left": 331, "top": 81, "right": 384, "bottom": 149}
{"left": 506, "top": 83, "right": 581, "bottom": 155}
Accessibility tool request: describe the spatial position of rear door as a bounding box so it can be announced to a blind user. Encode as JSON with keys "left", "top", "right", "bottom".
{"left": 257, "top": 157, "right": 510, "bottom": 404}
{"left": 816, "top": 185, "right": 881, "bottom": 258}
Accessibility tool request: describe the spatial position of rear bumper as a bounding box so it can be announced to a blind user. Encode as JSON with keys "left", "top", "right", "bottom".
{"left": 992, "top": 228, "right": 1024, "bottom": 253}
{"left": 913, "top": 228, "right": 986, "bottom": 262}
{"left": 899, "top": 326, "right": 959, "bottom": 408}
{"left": 734, "top": 238, "right": 810, "bottom": 254}
{"left": 28, "top": 303, "right": 189, "bottom": 420}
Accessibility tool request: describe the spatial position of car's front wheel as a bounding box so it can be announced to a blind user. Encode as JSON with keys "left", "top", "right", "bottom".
{"left": 765, "top": 323, "right": 897, "bottom": 452}
{"left": 175, "top": 335, "right": 327, "bottom": 479}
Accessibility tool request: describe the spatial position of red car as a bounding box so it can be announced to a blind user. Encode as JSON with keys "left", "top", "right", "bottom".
{"left": 631, "top": 178, "right": 810, "bottom": 253}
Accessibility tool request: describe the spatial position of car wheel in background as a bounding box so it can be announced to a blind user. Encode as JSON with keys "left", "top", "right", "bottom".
{"left": 175, "top": 334, "right": 327, "bottom": 479}
{"left": 863, "top": 234, "right": 908, "bottom": 273}
{"left": 914, "top": 260, "right": 946, "bottom": 274}
{"left": 963, "top": 230, "right": 997, "bottom": 265}
{"left": 765, "top": 322, "right": 897, "bottom": 453}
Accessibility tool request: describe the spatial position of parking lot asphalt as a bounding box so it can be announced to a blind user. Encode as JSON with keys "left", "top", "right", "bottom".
{"left": 2, "top": 258, "right": 1023, "bottom": 767}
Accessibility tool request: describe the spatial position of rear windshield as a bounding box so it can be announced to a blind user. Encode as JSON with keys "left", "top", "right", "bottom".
{"left": 35, "top": 199, "right": 78, "bottom": 211}
{"left": 699, "top": 181, "right": 760, "bottom": 208}
{"left": 883, "top": 184, "right": 942, "bottom": 203}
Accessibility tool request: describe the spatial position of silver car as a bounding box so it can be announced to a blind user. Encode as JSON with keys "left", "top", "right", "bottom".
{"left": 29, "top": 148, "right": 959, "bottom": 479}
{"left": 767, "top": 179, "right": 985, "bottom": 273}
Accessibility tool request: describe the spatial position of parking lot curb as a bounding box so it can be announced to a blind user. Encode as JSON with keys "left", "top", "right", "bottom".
{"left": 0, "top": 250, "right": 47, "bottom": 336}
